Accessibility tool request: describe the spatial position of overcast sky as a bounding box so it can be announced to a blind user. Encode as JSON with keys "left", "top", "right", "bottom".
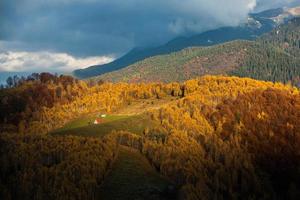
{"left": 0, "top": 0, "right": 299, "bottom": 75}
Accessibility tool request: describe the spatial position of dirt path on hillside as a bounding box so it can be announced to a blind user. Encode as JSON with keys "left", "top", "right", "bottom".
{"left": 99, "top": 146, "right": 175, "bottom": 200}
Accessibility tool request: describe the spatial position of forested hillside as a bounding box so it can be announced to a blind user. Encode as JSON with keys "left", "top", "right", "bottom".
{"left": 233, "top": 17, "right": 300, "bottom": 85}
{"left": 94, "top": 18, "right": 300, "bottom": 86}
{"left": 0, "top": 134, "right": 118, "bottom": 200}
{"left": 259, "top": 17, "right": 300, "bottom": 57}
{"left": 1, "top": 74, "right": 300, "bottom": 199}
{"left": 91, "top": 41, "right": 251, "bottom": 83}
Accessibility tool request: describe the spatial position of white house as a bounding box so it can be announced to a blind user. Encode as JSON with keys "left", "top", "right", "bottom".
{"left": 94, "top": 118, "right": 102, "bottom": 124}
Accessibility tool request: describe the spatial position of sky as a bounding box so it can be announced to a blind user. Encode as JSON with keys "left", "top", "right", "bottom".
{"left": 0, "top": 0, "right": 299, "bottom": 80}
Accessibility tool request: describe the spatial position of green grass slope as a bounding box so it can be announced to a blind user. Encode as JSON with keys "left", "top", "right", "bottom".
{"left": 51, "top": 114, "right": 157, "bottom": 137}
{"left": 53, "top": 114, "right": 129, "bottom": 132}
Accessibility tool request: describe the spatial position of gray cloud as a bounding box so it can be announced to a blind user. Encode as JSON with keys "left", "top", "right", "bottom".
{"left": 0, "top": 0, "right": 298, "bottom": 74}
{"left": 0, "top": 51, "right": 113, "bottom": 73}
{"left": 0, "top": 0, "right": 262, "bottom": 56}
{"left": 255, "top": 0, "right": 299, "bottom": 11}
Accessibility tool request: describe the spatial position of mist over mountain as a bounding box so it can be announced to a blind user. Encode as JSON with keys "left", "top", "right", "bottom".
{"left": 74, "top": 6, "right": 300, "bottom": 78}
{"left": 89, "top": 17, "right": 300, "bottom": 86}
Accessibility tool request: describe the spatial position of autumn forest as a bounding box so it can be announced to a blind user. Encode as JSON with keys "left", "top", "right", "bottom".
{"left": 1, "top": 2, "right": 300, "bottom": 199}
{"left": 0, "top": 72, "right": 299, "bottom": 200}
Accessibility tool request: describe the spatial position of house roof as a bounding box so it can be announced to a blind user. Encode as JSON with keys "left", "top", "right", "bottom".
{"left": 94, "top": 118, "right": 102, "bottom": 123}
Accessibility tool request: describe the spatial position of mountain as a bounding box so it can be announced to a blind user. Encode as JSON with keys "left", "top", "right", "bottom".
{"left": 93, "top": 17, "right": 300, "bottom": 86}
{"left": 92, "top": 40, "right": 252, "bottom": 83}
{"left": 270, "top": 6, "right": 300, "bottom": 24}
{"left": 233, "top": 17, "right": 300, "bottom": 84}
{"left": 73, "top": 7, "right": 297, "bottom": 79}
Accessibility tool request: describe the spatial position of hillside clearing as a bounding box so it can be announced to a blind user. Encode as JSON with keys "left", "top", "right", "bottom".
{"left": 51, "top": 97, "right": 176, "bottom": 137}
{"left": 99, "top": 146, "right": 175, "bottom": 200}
{"left": 51, "top": 114, "right": 158, "bottom": 137}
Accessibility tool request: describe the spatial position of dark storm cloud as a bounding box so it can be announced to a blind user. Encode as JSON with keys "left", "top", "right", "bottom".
{"left": 0, "top": 0, "right": 298, "bottom": 58}
{"left": 0, "top": 0, "right": 257, "bottom": 57}
{"left": 1, "top": 0, "right": 138, "bottom": 56}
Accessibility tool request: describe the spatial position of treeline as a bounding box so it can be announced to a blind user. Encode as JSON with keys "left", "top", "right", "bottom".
{"left": 110, "top": 77, "right": 300, "bottom": 199}
{"left": 0, "top": 73, "right": 85, "bottom": 133}
{"left": 0, "top": 133, "right": 118, "bottom": 200}
{"left": 2, "top": 73, "right": 78, "bottom": 89}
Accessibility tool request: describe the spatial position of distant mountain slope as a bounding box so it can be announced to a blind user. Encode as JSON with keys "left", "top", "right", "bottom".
{"left": 92, "top": 41, "right": 252, "bottom": 83}
{"left": 233, "top": 17, "right": 300, "bottom": 84}
{"left": 94, "top": 17, "right": 300, "bottom": 86}
{"left": 73, "top": 7, "right": 288, "bottom": 79}
{"left": 258, "top": 17, "right": 300, "bottom": 57}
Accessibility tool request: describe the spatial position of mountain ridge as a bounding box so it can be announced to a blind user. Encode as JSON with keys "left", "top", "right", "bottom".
{"left": 93, "top": 17, "right": 300, "bottom": 86}
{"left": 74, "top": 7, "right": 292, "bottom": 79}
